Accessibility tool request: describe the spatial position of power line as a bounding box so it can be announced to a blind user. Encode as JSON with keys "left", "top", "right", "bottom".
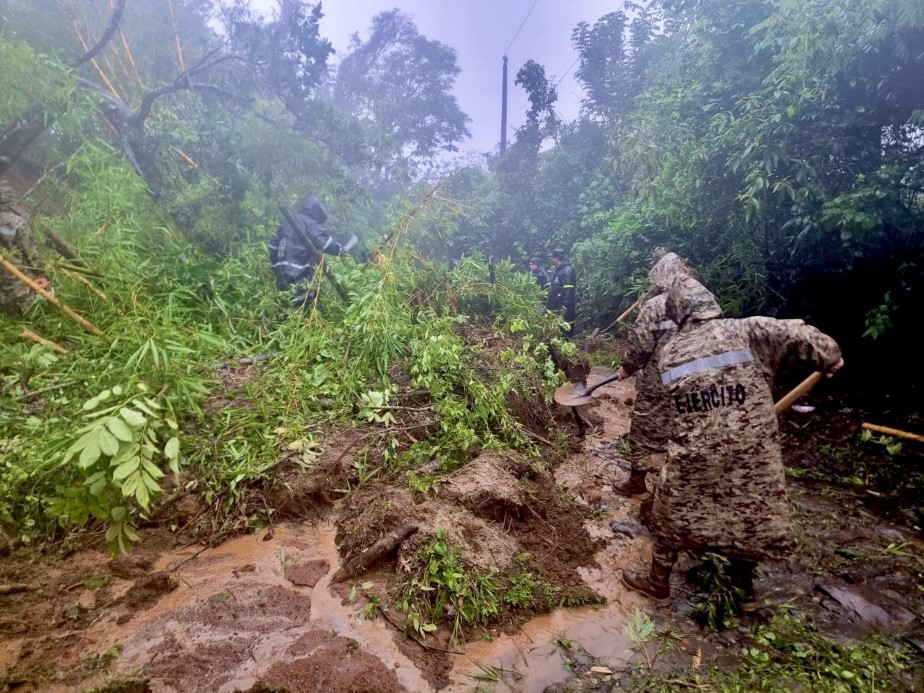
{"left": 552, "top": 0, "right": 629, "bottom": 87}
{"left": 503, "top": 0, "right": 541, "bottom": 56}
{"left": 553, "top": 55, "right": 581, "bottom": 88}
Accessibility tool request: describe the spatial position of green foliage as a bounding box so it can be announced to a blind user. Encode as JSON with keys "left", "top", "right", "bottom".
{"left": 687, "top": 554, "right": 747, "bottom": 631}
{"left": 632, "top": 613, "right": 912, "bottom": 692}
{"left": 334, "top": 10, "right": 471, "bottom": 168}
{"left": 29, "top": 382, "right": 180, "bottom": 555}
{"left": 0, "top": 120, "right": 559, "bottom": 552}
{"left": 396, "top": 527, "right": 500, "bottom": 642}
{"left": 502, "top": 558, "right": 560, "bottom": 611}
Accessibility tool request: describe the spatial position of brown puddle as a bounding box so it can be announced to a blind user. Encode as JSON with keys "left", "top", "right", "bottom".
{"left": 64, "top": 368, "right": 647, "bottom": 692}
{"left": 86, "top": 524, "right": 431, "bottom": 692}
{"left": 446, "top": 603, "right": 634, "bottom": 692}
{"left": 81, "top": 515, "right": 645, "bottom": 692}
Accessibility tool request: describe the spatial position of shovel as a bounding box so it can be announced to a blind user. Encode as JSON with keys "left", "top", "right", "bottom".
{"left": 555, "top": 370, "right": 826, "bottom": 410}
{"left": 554, "top": 373, "right": 620, "bottom": 407}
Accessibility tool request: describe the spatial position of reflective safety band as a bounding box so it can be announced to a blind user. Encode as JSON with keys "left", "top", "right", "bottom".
{"left": 273, "top": 260, "right": 314, "bottom": 272}
{"left": 563, "top": 285, "right": 574, "bottom": 288}
{"left": 321, "top": 236, "right": 333, "bottom": 251}
{"left": 660, "top": 348, "right": 754, "bottom": 385}
{"left": 657, "top": 320, "right": 676, "bottom": 331}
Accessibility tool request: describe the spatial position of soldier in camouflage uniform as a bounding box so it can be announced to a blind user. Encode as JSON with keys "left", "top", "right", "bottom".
{"left": 0, "top": 187, "right": 44, "bottom": 316}
{"left": 622, "top": 274, "right": 843, "bottom": 607}
{"left": 614, "top": 250, "right": 693, "bottom": 497}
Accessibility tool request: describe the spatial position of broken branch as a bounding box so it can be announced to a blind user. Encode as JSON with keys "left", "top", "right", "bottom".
{"left": 20, "top": 329, "right": 68, "bottom": 355}
{"left": 862, "top": 422, "right": 924, "bottom": 444}
{"left": 0, "top": 584, "right": 37, "bottom": 596}
{"left": 0, "top": 253, "right": 102, "bottom": 336}
{"left": 331, "top": 525, "right": 419, "bottom": 583}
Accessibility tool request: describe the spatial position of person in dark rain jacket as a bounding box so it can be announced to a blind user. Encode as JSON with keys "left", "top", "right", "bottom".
{"left": 547, "top": 248, "right": 576, "bottom": 337}
{"left": 269, "top": 196, "right": 350, "bottom": 308}
{"left": 528, "top": 256, "right": 549, "bottom": 291}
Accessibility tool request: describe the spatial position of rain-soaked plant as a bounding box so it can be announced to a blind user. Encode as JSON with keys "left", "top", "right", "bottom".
{"left": 395, "top": 527, "right": 501, "bottom": 642}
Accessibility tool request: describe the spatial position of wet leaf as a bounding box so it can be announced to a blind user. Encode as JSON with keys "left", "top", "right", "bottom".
{"left": 83, "top": 576, "right": 110, "bottom": 590}
{"left": 97, "top": 429, "right": 120, "bottom": 457}
{"left": 78, "top": 439, "right": 102, "bottom": 468}
{"left": 107, "top": 417, "right": 135, "bottom": 442}
{"left": 113, "top": 456, "right": 140, "bottom": 481}
{"left": 164, "top": 437, "right": 180, "bottom": 462}
{"left": 119, "top": 407, "right": 146, "bottom": 427}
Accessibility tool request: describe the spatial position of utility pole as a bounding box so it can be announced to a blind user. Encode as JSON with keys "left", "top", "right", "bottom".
{"left": 500, "top": 55, "right": 508, "bottom": 155}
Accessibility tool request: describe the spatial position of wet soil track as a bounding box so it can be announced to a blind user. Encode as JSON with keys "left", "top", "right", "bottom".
{"left": 2, "top": 369, "right": 923, "bottom": 692}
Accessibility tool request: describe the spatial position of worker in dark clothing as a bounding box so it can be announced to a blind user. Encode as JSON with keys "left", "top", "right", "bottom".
{"left": 269, "top": 196, "right": 353, "bottom": 308}
{"left": 547, "top": 248, "right": 577, "bottom": 337}
{"left": 528, "top": 256, "right": 549, "bottom": 291}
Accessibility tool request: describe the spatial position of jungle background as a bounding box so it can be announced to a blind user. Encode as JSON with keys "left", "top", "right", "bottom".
{"left": 1, "top": 0, "right": 923, "bottom": 691}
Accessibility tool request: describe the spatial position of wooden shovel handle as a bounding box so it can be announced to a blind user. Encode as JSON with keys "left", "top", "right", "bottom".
{"left": 773, "top": 371, "right": 823, "bottom": 414}
{"left": 600, "top": 298, "right": 642, "bottom": 334}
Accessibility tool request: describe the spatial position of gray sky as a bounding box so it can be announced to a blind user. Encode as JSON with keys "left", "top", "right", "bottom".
{"left": 248, "top": 0, "right": 617, "bottom": 157}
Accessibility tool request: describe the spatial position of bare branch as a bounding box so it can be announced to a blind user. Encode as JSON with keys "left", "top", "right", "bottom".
{"left": 127, "top": 54, "right": 251, "bottom": 128}
{"left": 67, "top": 0, "right": 127, "bottom": 69}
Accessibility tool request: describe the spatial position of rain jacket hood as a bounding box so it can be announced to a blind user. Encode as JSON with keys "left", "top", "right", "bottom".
{"left": 300, "top": 196, "right": 328, "bottom": 224}
{"left": 648, "top": 253, "right": 687, "bottom": 292}
{"left": 666, "top": 274, "right": 723, "bottom": 326}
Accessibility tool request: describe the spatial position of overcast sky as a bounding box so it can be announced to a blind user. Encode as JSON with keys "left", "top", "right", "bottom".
{"left": 248, "top": 0, "right": 617, "bottom": 157}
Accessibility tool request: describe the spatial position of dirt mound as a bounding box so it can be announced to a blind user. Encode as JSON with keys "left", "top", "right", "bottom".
{"left": 285, "top": 559, "right": 330, "bottom": 587}
{"left": 178, "top": 584, "right": 312, "bottom": 632}
{"left": 117, "top": 571, "right": 178, "bottom": 610}
{"left": 443, "top": 452, "right": 527, "bottom": 521}
{"left": 338, "top": 486, "right": 520, "bottom": 572}
{"left": 143, "top": 636, "right": 253, "bottom": 691}
{"left": 253, "top": 630, "right": 403, "bottom": 693}
{"left": 336, "top": 451, "right": 604, "bottom": 604}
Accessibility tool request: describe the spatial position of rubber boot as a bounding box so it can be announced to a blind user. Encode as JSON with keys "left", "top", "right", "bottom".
{"left": 621, "top": 560, "right": 671, "bottom": 606}
{"left": 613, "top": 469, "right": 649, "bottom": 498}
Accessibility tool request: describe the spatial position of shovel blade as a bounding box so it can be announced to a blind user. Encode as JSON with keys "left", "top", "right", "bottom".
{"left": 554, "top": 381, "right": 597, "bottom": 407}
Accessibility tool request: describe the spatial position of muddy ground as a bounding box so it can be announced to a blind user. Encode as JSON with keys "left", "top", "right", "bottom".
{"left": 2, "top": 362, "right": 923, "bottom": 692}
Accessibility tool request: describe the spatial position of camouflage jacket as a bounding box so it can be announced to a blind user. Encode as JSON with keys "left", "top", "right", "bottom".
{"left": 651, "top": 275, "right": 842, "bottom": 560}
{"left": 622, "top": 254, "right": 688, "bottom": 454}
{"left": 1, "top": 198, "right": 43, "bottom": 317}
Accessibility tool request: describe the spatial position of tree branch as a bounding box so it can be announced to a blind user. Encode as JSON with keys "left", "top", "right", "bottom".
{"left": 67, "top": 0, "right": 127, "bottom": 69}
{"left": 128, "top": 55, "right": 251, "bottom": 127}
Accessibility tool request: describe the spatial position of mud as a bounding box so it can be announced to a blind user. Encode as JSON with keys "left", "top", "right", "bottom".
{"left": 3, "top": 363, "right": 923, "bottom": 692}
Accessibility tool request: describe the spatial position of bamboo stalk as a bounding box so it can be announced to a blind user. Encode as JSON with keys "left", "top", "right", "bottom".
{"left": 55, "top": 261, "right": 103, "bottom": 278}
{"left": 73, "top": 21, "right": 123, "bottom": 100}
{"left": 63, "top": 269, "right": 109, "bottom": 302}
{"left": 173, "top": 147, "right": 199, "bottom": 168}
{"left": 108, "top": 0, "right": 144, "bottom": 86}
{"left": 862, "top": 422, "right": 924, "bottom": 444}
{"left": 62, "top": 269, "right": 124, "bottom": 316}
{"left": 20, "top": 329, "right": 68, "bottom": 355}
{"left": 0, "top": 254, "right": 102, "bottom": 336}
{"left": 166, "top": 0, "right": 187, "bottom": 73}
{"left": 36, "top": 223, "right": 83, "bottom": 263}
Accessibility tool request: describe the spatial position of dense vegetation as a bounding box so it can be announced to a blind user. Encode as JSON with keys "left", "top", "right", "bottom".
{"left": 446, "top": 0, "right": 924, "bottom": 408}
{"left": 0, "top": 0, "right": 922, "bottom": 640}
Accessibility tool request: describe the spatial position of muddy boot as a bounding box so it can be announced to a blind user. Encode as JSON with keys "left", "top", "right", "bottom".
{"left": 613, "top": 469, "right": 649, "bottom": 498}
{"left": 621, "top": 561, "right": 671, "bottom": 606}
